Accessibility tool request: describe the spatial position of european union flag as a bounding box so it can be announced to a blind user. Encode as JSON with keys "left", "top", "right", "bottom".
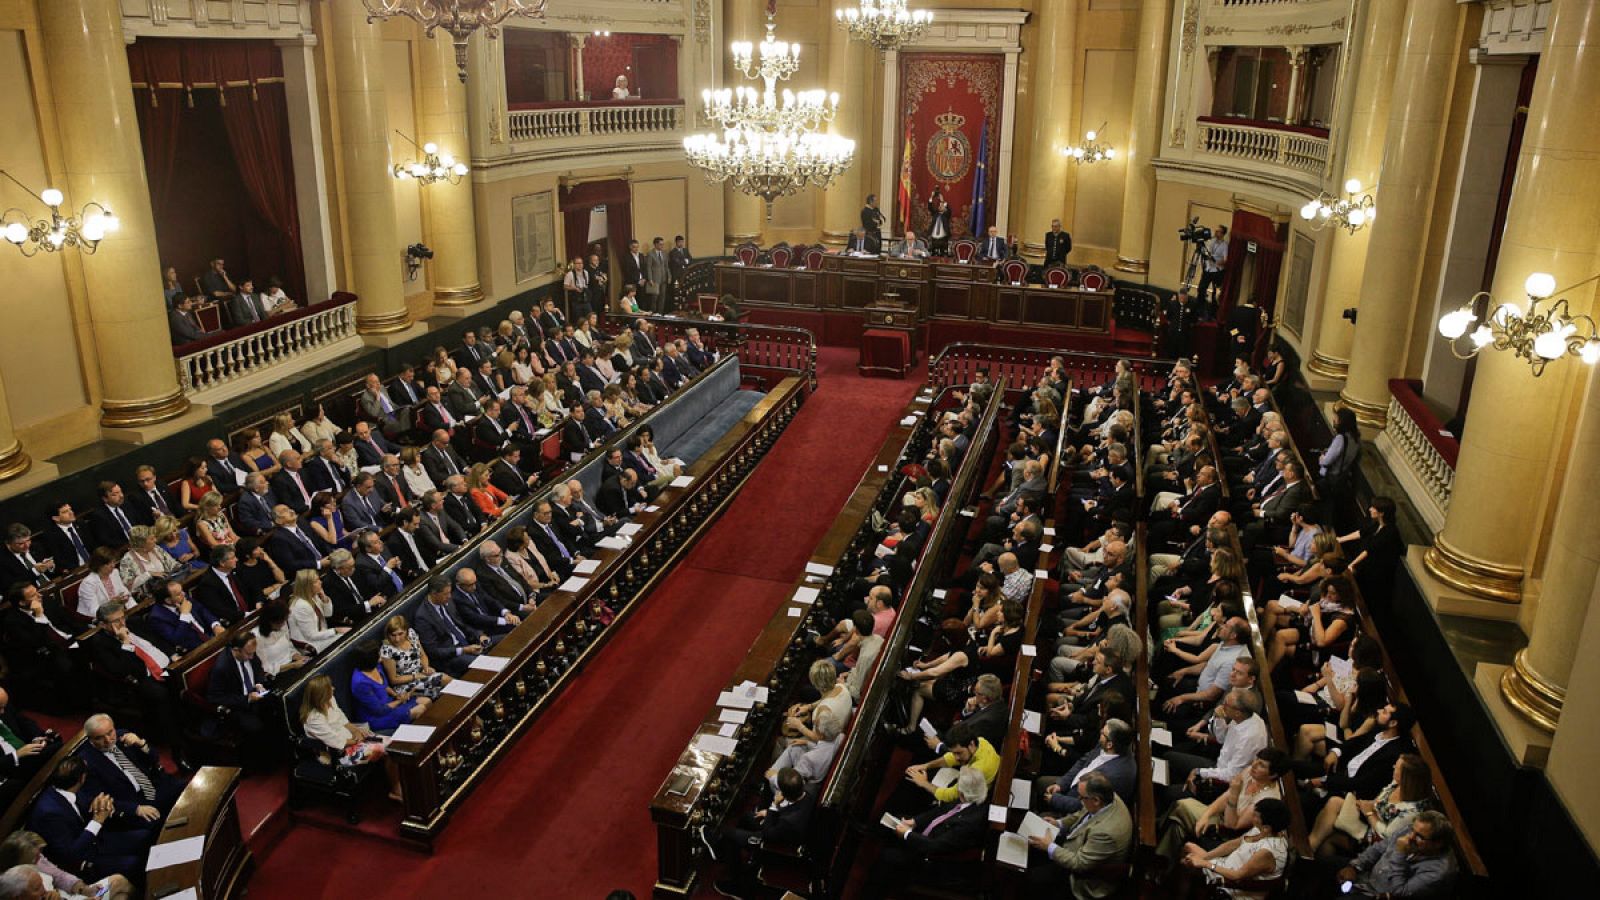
{"left": 969, "top": 117, "right": 989, "bottom": 236}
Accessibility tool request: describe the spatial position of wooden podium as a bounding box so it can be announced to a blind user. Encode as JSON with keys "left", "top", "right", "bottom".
{"left": 858, "top": 293, "right": 918, "bottom": 377}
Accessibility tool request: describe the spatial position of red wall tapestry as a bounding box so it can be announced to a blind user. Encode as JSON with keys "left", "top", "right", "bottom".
{"left": 895, "top": 53, "right": 1004, "bottom": 239}
{"left": 582, "top": 33, "right": 678, "bottom": 101}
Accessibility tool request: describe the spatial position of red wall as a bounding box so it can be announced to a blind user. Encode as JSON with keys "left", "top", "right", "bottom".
{"left": 582, "top": 33, "right": 677, "bottom": 100}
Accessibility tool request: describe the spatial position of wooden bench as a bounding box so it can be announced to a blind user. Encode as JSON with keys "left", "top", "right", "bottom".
{"left": 145, "top": 765, "right": 252, "bottom": 900}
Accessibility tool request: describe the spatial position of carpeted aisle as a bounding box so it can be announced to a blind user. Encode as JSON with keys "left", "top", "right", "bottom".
{"left": 246, "top": 348, "right": 921, "bottom": 898}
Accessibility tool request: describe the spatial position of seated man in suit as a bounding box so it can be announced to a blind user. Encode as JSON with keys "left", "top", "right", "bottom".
{"left": 303, "top": 440, "right": 350, "bottom": 496}
{"left": 386, "top": 508, "right": 434, "bottom": 580}
{"left": 168, "top": 293, "right": 211, "bottom": 344}
{"left": 566, "top": 479, "right": 617, "bottom": 541}
{"left": 561, "top": 403, "right": 592, "bottom": 459}
{"left": 714, "top": 767, "right": 816, "bottom": 899}
{"left": 145, "top": 578, "right": 224, "bottom": 656}
{"left": 351, "top": 420, "right": 397, "bottom": 468}
{"left": 0, "top": 524, "right": 55, "bottom": 589}
{"left": 270, "top": 450, "right": 317, "bottom": 515}
{"left": 203, "top": 438, "right": 250, "bottom": 489}
{"left": 977, "top": 225, "right": 1008, "bottom": 261}
{"left": 1304, "top": 703, "right": 1416, "bottom": 816}
{"left": 452, "top": 329, "right": 492, "bottom": 371}
{"left": 0, "top": 686, "right": 55, "bottom": 809}
{"left": 581, "top": 392, "right": 617, "bottom": 442}
{"left": 205, "top": 630, "right": 276, "bottom": 769}
{"left": 863, "top": 767, "right": 990, "bottom": 899}
{"left": 421, "top": 429, "right": 469, "bottom": 487}
{"left": 596, "top": 468, "right": 648, "bottom": 521}
{"left": 80, "top": 604, "right": 182, "bottom": 754}
{"left": 476, "top": 541, "right": 537, "bottom": 618}
{"left": 39, "top": 501, "right": 91, "bottom": 573}
{"left": 82, "top": 482, "right": 135, "bottom": 552}
{"left": 1025, "top": 772, "right": 1134, "bottom": 898}
{"left": 441, "top": 475, "right": 488, "bottom": 536}
{"left": 353, "top": 530, "right": 406, "bottom": 601}
{"left": 443, "top": 367, "right": 482, "bottom": 421}
{"left": 451, "top": 568, "right": 520, "bottom": 636}
{"left": 373, "top": 454, "right": 414, "bottom": 511}
{"left": 340, "top": 473, "right": 387, "bottom": 534}
{"left": 417, "top": 386, "right": 460, "bottom": 435}
{"left": 1035, "top": 719, "right": 1139, "bottom": 816}
{"left": 190, "top": 546, "right": 252, "bottom": 625}
{"left": 891, "top": 229, "right": 929, "bottom": 259}
{"left": 128, "top": 464, "right": 178, "bottom": 527}
{"left": 264, "top": 505, "right": 326, "bottom": 575}
{"left": 576, "top": 349, "right": 608, "bottom": 394}
{"left": 417, "top": 491, "right": 466, "bottom": 560}
{"left": 29, "top": 756, "right": 151, "bottom": 883}
{"left": 529, "top": 500, "right": 582, "bottom": 578}
{"left": 471, "top": 398, "right": 512, "bottom": 463}
{"left": 489, "top": 448, "right": 538, "bottom": 499}
{"left": 233, "top": 473, "right": 277, "bottom": 537}
{"left": 414, "top": 575, "right": 493, "bottom": 677}
{"left": 388, "top": 364, "right": 425, "bottom": 408}
{"left": 322, "top": 549, "right": 386, "bottom": 628}
{"left": 0, "top": 584, "right": 78, "bottom": 705}
{"left": 78, "top": 714, "right": 187, "bottom": 818}
{"left": 357, "top": 374, "right": 403, "bottom": 436}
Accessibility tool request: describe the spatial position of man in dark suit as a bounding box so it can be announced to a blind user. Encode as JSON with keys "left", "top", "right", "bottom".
{"left": 127, "top": 465, "right": 178, "bottom": 527}
{"left": 322, "top": 550, "right": 385, "bottom": 627}
{"left": 386, "top": 509, "right": 434, "bottom": 580}
{"left": 0, "top": 525, "right": 54, "bottom": 588}
{"left": 1243, "top": 461, "right": 1311, "bottom": 550}
{"left": 422, "top": 430, "right": 468, "bottom": 486}
{"left": 923, "top": 674, "right": 1009, "bottom": 754}
{"left": 205, "top": 631, "right": 276, "bottom": 768}
{"left": 39, "top": 501, "right": 92, "bottom": 573}
{"left": 1044, "top": 218, "right": 1072, "bottom": 266}
{"left": 340, "top": 474, "right": 386, "bottom": 534}
{"left": 529, "top": 501, "right": 580, "bottom": 578}
{"left": 0, "top": 685, "right": 53, "bottom": 805}
{"left": 264, "top": 506, "right": 324, "bottom": 575}
{"left": 489, "top": 450, "right": 538, "bottom": 499}
{"left": 476, "top": 542, "right": 537, "bottom": 617}
{"left": 270, "top": 451, "right": 318, "bottom": 516}
{"left": 845, "top": 227, "right": 873, "bottom": 254}
{"left": 537, "top": 297, "right": 567, "bottom": 336}
{"left": 576, "top": 350, "right": 608, "bottom": 394}
{"left": 714, "top": 767, "right": 816, "bottom": 898}
{"left": 451, "top": 568, "right": 519, "bottom": 636}
{"left": 444, "top": 368, "right": 482, "bottom": 421}
{"left": 388, "top": 365, "right": 425, "bottom": 408}
{"left": 864, "top": 767, "right": 990, "bottom": 898}
{"left": 861, "top": 194, "right": 886, "bottom": 252}
{"left": 414, "top": 576, "right": 491, "bottom": 676}
{"left": 1313, "top": 704, "right": 1416, "bottom": 807}
{"left": 596, "top": 469, "right": 647, "bottom": 520}
{"left": 81, "top": 482, "right": 135, "bottom": 551}
{"left": 417, "top": 386, "right": 461, "bottom": 435}
{"left": 29, "top": 756, "right": 150, "bottom": 881}
{"left": 146, "top": 579, "right": 223, "bottom": 655}
{"left": 168, "top": 293, "right": 209, "bottom": 344}
{"left": 225, "top": 278, "right": 268, "bottom": 328}
{"left": 470, "top": 398, "right": 511, "bottom": 463}
{"left": 417, "top": 491, "right": 466, "bottom": 560}
{"left": 581, "top": 396, "right": 617, "bottom": 443}
{"left": 1035, "top": 719, "right": 1139, "bottom": 815}
{"left": 620, "top": 238, "right": 646, "bottom": 299}
{"left": 1148, "top": 466, "right": 1223, "bottom": 548}
{"left": 0, "top": 584, "right": 78, "bottom": 704}
{"left": 231, "top": 474, "right": 276, "bottom": 538}
{"left": 373, "top": 455, "right": 413, "bottom": 511}
{"left": 351, "top": 420, "right": 397, "bottom": 467}
{"left": 78, "top": 713, "right": 188, "bottom": 817}
{"left": 451, "top": 330, "right": 492, "bottom": 371}
{"left": 80, "top": 607, "right": 183, "bottom": 753}
{"left": 191, "top": 546, "right": 252, "bottom": 625}
{"left": 561, "top": 404, "right": 592, "bottom": 459}
{"left": 302, "top": 441, "right": 349, "bottom": 496}
{"left": 442, "top": 477, "right": 487, "bottom": 535}
{"left": 203, "top": 438, "right": 250, "bottom": 489}
{"left": 667, "top": 234, "right": 692, "bottom": 310}
{"left": 977, "top": 226, "right": 1007, "bottom": 261}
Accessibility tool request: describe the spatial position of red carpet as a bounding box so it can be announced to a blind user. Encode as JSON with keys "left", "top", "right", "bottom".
{"left": 246, "top": 348, "right": 922, "bottom": 898}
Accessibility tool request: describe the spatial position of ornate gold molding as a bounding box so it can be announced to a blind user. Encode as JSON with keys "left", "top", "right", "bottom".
{"left": 356, "top": 308, "right": 414, "bottom": 335}
{"left": 725, "top": 232, "right": 760, "bottom": 245}
{"left": 1500, "top": 648, "right": 1563, "bottom": 732}
{"left": 1335, "top": 390, "right": 1387, "bottom": 429}
{"left": 101, "top": 388, "right": 190, "bottom": 429}
{"left": 433, "top": 284, "right": 485, "bottom": 307}
{"left": 1422, "top": 534, "right": 1524, "bottom": 604}
{"left": 820, "top": 229, "right": 851, "bottom": 248}
{"left": 1114, "top": 256, "right": 1149, "bottom": 274}
{"left": 1307, "top": 350, "right": 1349, "bottom": 379}
{"left": 0, "top": 440, "right": 31, "bottom": 482}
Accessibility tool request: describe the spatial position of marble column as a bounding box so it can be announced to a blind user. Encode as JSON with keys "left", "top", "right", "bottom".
{"left": 723, "top": 0, "right": 762, "bottom": 248}
{"left": 328, "top": 0, "right": 410, "bottom": 334}
{"left": 1425, "top": 0, "right": 1600, "bottom": 607}
{"left": 39, "top": 0, "right": 189, "bottom": 427}
{"left": 1017, "top": 0, "right": 1077, "bottom": 261}
{"left": 1338, "top": 0, "right": 1462, "bottom": 427}
{"left": 821, "top": 18, "right": 867, "bottom": 248}
{"left": 1306, "top": 0, "right": 1409, "bottom": 381}
{"left": 0, "top": 375, "right": 29, "bottom": 482}
{"left": 1114, "top": 0, "right": 1172, "bottom": 275}
{"left": 418, "top": 37, "right": 483, "bottom": 307}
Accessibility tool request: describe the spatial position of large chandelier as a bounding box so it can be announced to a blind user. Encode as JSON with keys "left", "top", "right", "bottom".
{"left": 686, "top": 5, "right": 854, "bottom": 220}
{"left": 1061, "top": 124, "right": 1116, "bottom": 164}
{"left": 361, "top": 1, "right": 547, "bottom": 82}
{"left": 392, "top": 131, "right": 469, "bottom": 186}
{"left": 0, "top": 170, "right": 119, "bottom": 257}
{"left": 1437, "top": 272, "right": 1600, "bottom": 377}
{"left": 835, "top": 1, "right": 933, "bottom": 52}
{"left": 1299, "top": 178, "right": 1377, "bottom": 234}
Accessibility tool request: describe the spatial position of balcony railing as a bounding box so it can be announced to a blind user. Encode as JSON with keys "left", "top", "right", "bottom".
{"left": 1377, "top": 378, "right": 1458, "bottom": 531}
{"left": 1196, "top": 118, "right": 1329, "bottom": 176}
{"left": 175, "top": 297, "right": 358, "bottom": 396}
{"left": 506, "top": 101, "right": 684, "bottom": 144}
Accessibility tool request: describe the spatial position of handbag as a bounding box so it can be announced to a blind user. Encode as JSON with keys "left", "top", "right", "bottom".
{"left": 1332, "top": 791, "right": 1370, "bottom": 841}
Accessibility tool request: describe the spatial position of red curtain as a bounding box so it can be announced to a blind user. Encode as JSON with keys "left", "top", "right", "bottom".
{"left": 219, "top": 85, "right": 303, "bottom": 298}
{"left": 1220, "top": 209, "right": 1285, "bottom": 323}
{"left": 560, "top": 179, "right": 632, "bottom": 309}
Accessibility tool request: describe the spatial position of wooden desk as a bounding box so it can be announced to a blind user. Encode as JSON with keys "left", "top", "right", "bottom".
{"left": 145, "top": 766, "right": 251, "bottom": 900}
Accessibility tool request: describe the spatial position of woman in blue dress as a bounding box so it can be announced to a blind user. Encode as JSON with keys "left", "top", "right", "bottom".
{"left": 153, "top": 514, "right": 206, "bottom": 571}
{"left": 349, "top": 639, "right": 431, "bottom": 733}
{"left": 306, "top": 492, "right": 351, "bottom": 553}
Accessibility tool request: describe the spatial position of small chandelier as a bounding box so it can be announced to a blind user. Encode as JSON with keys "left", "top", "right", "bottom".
{"left": 835, "top": 1, "right": 933, "bottom": 52}
{"left": 361, "top": 1, "right": 547, "bottom": 82}
{"left": 1300, "top": 178, "right": 1376, "bottom": 234}
{"left": 0, "top": 170, "right": 119, "bottom": 257}
{"left": 1437, "top": 272, "right": 1600, "bottom": 377}
{"left": 1061, "top": 124, "right": 1115, "bottom": 164}
{"left": 392, "top": 131, "right": 469, "bottom": 186}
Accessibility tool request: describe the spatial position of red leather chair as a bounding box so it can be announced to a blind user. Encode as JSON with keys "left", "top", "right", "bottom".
{"left": 1043, "top": 266, "right": 1071, "bottom": 289}
{"left": 1080, "top": 269, "right": 1109, "bottom": 291}
{"left": 999, "top": 259, "right": 1028, "bottom": 285}
{"left": 951, "top": 238, "right": 977, "bottom": 263}
{"left": 769, "top": 245, "right": 793, "bottom": 269}
{"left": 734, "top": 243, "right": 760, "bottom": 266}
{"left": 803, "top": 246, "right": 826, "bottom": 270}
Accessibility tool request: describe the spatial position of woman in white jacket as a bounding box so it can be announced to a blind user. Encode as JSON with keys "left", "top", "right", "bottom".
{"left": 286, "top": 567, "right": 348, "bottom": 652}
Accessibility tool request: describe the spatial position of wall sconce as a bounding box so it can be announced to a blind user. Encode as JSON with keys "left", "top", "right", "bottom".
{"left": 1, "top": 169, "right": 119, "bottom": 257}
{"left": 392, "top": 131, "right": 469, "bottom": 186}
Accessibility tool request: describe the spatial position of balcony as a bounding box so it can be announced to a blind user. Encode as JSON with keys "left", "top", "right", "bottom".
{"left": 1374, "top": 378, "right": 1459, "bottom": 531}
{"left": 501, "top": 101, "right": 685, "bottom": 161}
{"left": 175, "top": 296, "right": 359, "bottom": 403}
{"left": 1197, "top": 117, "right": 1329, "bottom": 176}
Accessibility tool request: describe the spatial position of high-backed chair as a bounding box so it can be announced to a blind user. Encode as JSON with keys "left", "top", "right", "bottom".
{"left": 951, "top": 238, "right": 977, "bottom": 263}
{"left": 734, "top": 243, "right": 760, "bottom": 266}
{"left": 803, "top": 246, "right": 826, "bottom": 270}
{"left": 999, "top": 258, "right": 1028, "bottom": 285}
{"left": 769, "top": 245, "right": 793, "bottom": 269}
{"left": 1080, "top": 268, "right": 1110, "bottom": 291}
{"left": 1043, "top": 265, "right": 1071, "bottom": 289}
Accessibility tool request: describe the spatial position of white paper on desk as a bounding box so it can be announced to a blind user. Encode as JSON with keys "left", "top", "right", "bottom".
{"left": 598, "top": 536, "right": 630, "bottom": 551}
{"left": 996, "top": 832, "right": 1029, "bottom": 869}
{"left": 719, "top": 723, "right": 738, "bottom": 738}
{"left": 900, "top": 416, "right": 917, "bottom": 426}
{"left": 1043, "top": 526, "right": 1056, "bottom": 537}
{"left": 617, "top": 522, "right": 644, "bottom": 536}
{"left": 932, "top": 588, "right": 948, "bottom": 600}
{"left": 1151, "top": 757, "right": 1170, "bottom": 786}
{"left": 1151, "top": 727, "right": 1174, "bottom": 747}
{"left": 559, "top": 575, "right": 590, "bottom": 593}
{"left": 1293, "top": 690, "right": 1317, "bottom": 706}
{"left": 146, "top": 835, "right": 205, "bottom": 871}
{"left": 717, "top": 690, "right": 755, "bottom": 710}
{"left": 911, "top": 410, "right": 925, "bottom": 418}
{"left": 877, "top": 465, "right": 890, "bottom": 473}
{"left": 1019, "top": 811, "right": 1059, "bottom": 845}
{"left": 794, "top": 586, "right": 820, "bottom": 605}
{"left": 1328, "top": 655, "right": 1353, "bottom": 680}
{"left": 390, "top": 724, "right": 435, "bottom": 743}
{"left": 919, "top": 718, "right": 938, "bottom": 738}
{"left": 1021, "top": 644, "right": 1037, "bottom": 658}
{"left": 644, "top": 504, "right": 660, "bottom": 513}
{"left": 719, "top": 708, "right": 748, "bottom": 725}
{"left": 988, "top": 804, "right": 1008, "bottom": 824}
{"left": 670, "top": 475, "right": 695, "bottom": 488}
{"left": 468, "top": 655, "right": 511, "bottom": 672}
{"left": 693, "top": 733, "right": 740, "bottom": 757}
{"left": 442, "top": 679, "right": 483, "bottom": 699}
{"left": 805, "top": 562, "right": 835, "bottom": 577}
{"left": 931, "top": 768, "right": 960, "bottom": 789}
{"left": 573, "top": 558, "right": 602, "bottom": 575}
{"left": 1040, "top": 544, "right": 1055, "bottom": 554}
{"left": 1010, "top": 777, "right": 1032, "bottom": 809}
{"left": 1035, "top": 569, "right": 1050, "bottom": 580}
{"left": 1022, "top": 710, "right": 1042, "bottom": 735}
{"left": 787, "top": 606, "right": 802, "bottom": 617}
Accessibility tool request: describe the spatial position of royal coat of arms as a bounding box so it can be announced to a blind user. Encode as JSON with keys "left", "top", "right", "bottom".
{"left": 926, "top": 110, "right": 971, "bottom": 185}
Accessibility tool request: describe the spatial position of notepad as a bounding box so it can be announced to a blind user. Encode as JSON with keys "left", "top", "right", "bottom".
{"left": 1151, "top": 757, "right": 1170, "bottom": 785}
{"left": 880, "top": 812, "right": 904, "bottom": 830}
{"left": 988, "top": 804, "right": 1008, "bottom": 824}
{"left": 1021, "top": 644, "right": 1037, "bottom": 658}
{"left": 877, "top": 464, "right": 890, "bottom": 473}
{"left": 719, "top": 723, "right": 738, "bottom": 737}
{"left": 1151, "top": 727, "right": 1174, "bottom": 747}
{"left": 146, "top": 835, "right": 205, "bottom": 871}
{"left": 1043, "top": 526, "right": 1056, "bottom": 537}
{"left": 931, "top": 588, "right": 947, "bottom": 600}
{"left": 1022, "top": 711, "right": 1042, "bottom": 735}
{"left": 597, "top": 536, "right": 630, "bottom": 550}
{"left": 786, "top": 606, "right": 802, "bottom": 617}
{"left": 617, "top": 522, "right": 644, "bottom": 536}
{"left": 931, "top": 768, "right": 960, "bottom": 789}
{"left": 573, "top": 558, "right": 602, "bottom": 575}
{"left": 959, "top": 508, "right": 976, "bottom": 517}
{"left": 442, "top": 679, "right": 483, "bottom": 699}
{"left": 900, "top": 416, "right": 917, "bottom": 426}
{"left": 559, "top": 575, "right": 590, "bottom": 593}
{"left": 390, "top": 724, "right": 435, "bottom": 743}
{"left": 468, "top": 655, "right": 511, "bottom": 672}
{"left": 1010, "top": 777, "right": 1032, "bottom": 809}
{"left": 717, "top": 690, "right": 755, "bottom": 710}
{"left": 1328, "top": 655, "right": 1353, "bottom": 680}
{"left": 718, "top": 709, "right": 748, "bottom": 725}
{"left": 692, "top": 733, "right": 739, "bottom": 757}
{"left": 644, "top": 504, "right": 661, "bottom": 513}
{"left": 805, "top": 562, "right": 834, "bottom": 577}
{"left": 670, "top": 475, "right": 695, "bottom": 488}
{"left": 1019, "top": 811, "right": 1059, "bottom": 845}
{"left": 996, "top": 832, "right": 1029, "bottom": 869}
{"left": 1035, "top": 569, "right": 1050, "bottom": 580}
{"left": 794, "top": 586, "right": 820, "bottom": 605}
{"left": 1039, "top": 543, "right": 1055, "bottom": 554}
{"left": 1293, "top": 690, "right": 1317, "bottom": 705}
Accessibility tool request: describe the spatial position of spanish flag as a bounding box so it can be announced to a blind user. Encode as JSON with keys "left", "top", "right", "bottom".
{"left": 898, "top": 120, "right": 914, "bottom": 232}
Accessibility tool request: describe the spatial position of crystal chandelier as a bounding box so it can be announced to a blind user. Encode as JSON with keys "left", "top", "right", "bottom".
{"left": 1061, "top": 124, "right": 1115, "bottom": 164}
{"left": 835, "top": 1, "right": 933, "bottom": 52}
{"left": 1299, "top": 178, "right": 1377, "bottom": 234}
{"left": 361, "top": 1, "right": 547, "bottom": 82}
{"left": 1437, "top": 272, "right": 1600, "bottom": 377}
{"left": 686, "top": 5, "right": 854, "bottom": 220}
{"left": 392, "top": 132, "right": 469, "bottom": 186}
{"left": 0, "top": 170, "right": 119, "bottom": 257}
